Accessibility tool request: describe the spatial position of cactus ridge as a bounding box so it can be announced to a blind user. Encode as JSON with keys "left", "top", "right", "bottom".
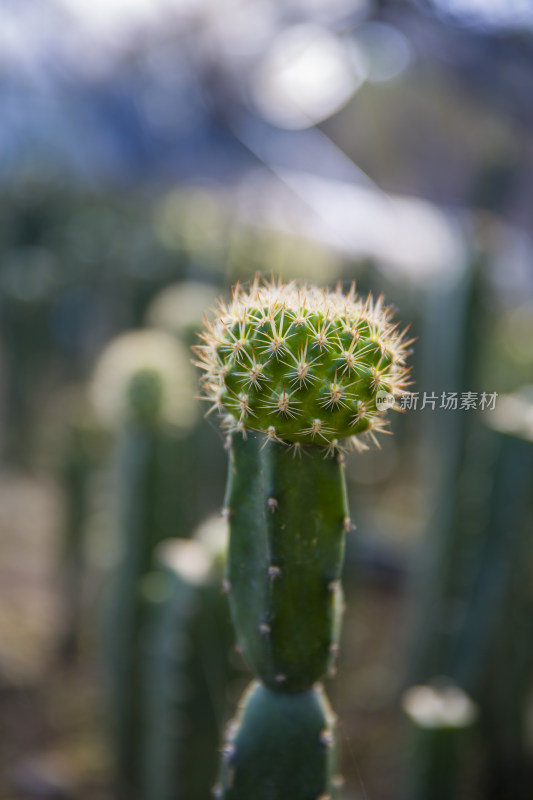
{"left": 194, "top": 278, "right": 410, "bottom": 448}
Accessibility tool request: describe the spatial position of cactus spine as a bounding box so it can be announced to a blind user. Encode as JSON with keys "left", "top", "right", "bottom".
{"left": 195, "top": 279, "right": 410, "bottom": 798}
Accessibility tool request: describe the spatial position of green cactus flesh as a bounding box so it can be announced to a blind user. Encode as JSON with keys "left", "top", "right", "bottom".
{"left": 402, "top": 684, "right": 478, "bottom": 800}
{"left": 195, "top": 279, "right": 409, "bottom": 448}
{"left": 141, "top": 536, "right": 234, "bottom": 800}
{"left": 126, "top": 368, "right": 166, "bottom": 425}
{"left": 217, "top": 681, "right": 339, "bottom": 800}
{"left": 106, "top": 421, "right": 160, "bottom": 793}
{"left": 106, "top": 371, "right": 195, "bottom": 794}
{"left": 225, "top": 429, "right": 347, "bottom": 691}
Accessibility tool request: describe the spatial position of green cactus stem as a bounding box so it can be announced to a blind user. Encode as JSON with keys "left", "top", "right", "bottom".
{"left": 105, "top": 370, "right": 166, "bottom": 797}
{"left": 408, "top": 256, "right": 486, "bottom": 685}
{"left": 402, "top": 683, "right": 478, "bottom": 800}
{"left": 224, "top": 428, "right": 347, "bottom": 690}
{"left": 459, "top": 390, "right": 533, "bottom": 799}
{"left": 56, "top": 395, "right": 106, "bottom": 663}
{"left": 141, "top": 520, "right": 235, "bottom": 800}
{"left": 195, "top": 278, "right": 410, "bottom": 797}
{"left": 92, "top": 330, "right": 198, "bottom": 799}
{"left": 404, "top": 384, "right": 533, "bottom": 799}
{"left": 217, "top": 681, "right": 340, "bottom": 800}
{"left": 145, "top": 281, "right": 229, "bottom": 537}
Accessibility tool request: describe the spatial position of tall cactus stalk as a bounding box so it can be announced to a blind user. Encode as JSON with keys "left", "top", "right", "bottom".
{"left": 91, "top": 329, "right": 197, "bottom": 799}
{"left": 224, "top": 430, "right": 347, "bottom": 692}
{"left": 194, "top": 278, "right": 411, "bottom": 798}
{"left": 56, "top": 396, "right": 106, "bottom": 663}
{"left": 408, "top": 256, "right": 486, "bottom": 685}
{"left": 141, "top": 519, "right": 234, "bottom": 800}
{"left": 145, "top": 281, "right": 228, "bottom": 532}
{"left": 401, "top": 682, "right": 478, "bottom": 800}
{"left": 464, "top": 390, "right": 533, "bottom": 799}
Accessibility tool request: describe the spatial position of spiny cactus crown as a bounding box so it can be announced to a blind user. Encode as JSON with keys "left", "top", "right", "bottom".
{"left": 194, "top": 279, "right": 410, "bottom": 450}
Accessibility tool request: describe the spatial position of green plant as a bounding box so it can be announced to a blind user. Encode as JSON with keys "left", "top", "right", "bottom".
{"left": 56, "top": 390, "right": 107, "bottom": 663}
{"left": 408, "top": 256, "right": 486, "bottom": 686}
{"left": 401, "top": 682, "right": 478, "bottom": 800}
{"left": 194, "top": 278, "right": 410, "bottom": 798}
{"left": 91, "top": 329, "right": 197, "bottom": 799}
{"left": 145, "top": 281, "right": 228, "bottom": 531}
{"left": 141, "top": 517, "right": 236, "bottom": 800}
{"left": 459, "top": 390, "right": 533, "bottom": 799}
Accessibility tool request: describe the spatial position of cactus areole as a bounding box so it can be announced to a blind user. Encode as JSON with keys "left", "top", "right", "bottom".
{"left": 194, "top": 278, "right": 410, "bottom": 799}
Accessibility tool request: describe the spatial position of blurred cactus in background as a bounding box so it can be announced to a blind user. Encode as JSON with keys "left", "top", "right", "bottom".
{"left": 461, "top": 390, "right": 533, "bottom": 800}
{"left": 407, "top": 255, "right": 487, "bottom": 684}
{"left": 402, "top": 253, "right": 533, "bottom": 798}
{"left": 145, "top": 281, "right": 228, "bottom": 536}
{"left": 141, "top": 516, "right": 239, "bottom": 800}
{"left": 401, "top": 682, "right": 478, "bottom": 800}
{"left": 0, "top": 242, "right": 59, "bottom": 464}
{"left": 91, "top": 329, "right": 198, "bottom": 798}
{"left": 55, "top": 388, "right": 108, "bottom": 664}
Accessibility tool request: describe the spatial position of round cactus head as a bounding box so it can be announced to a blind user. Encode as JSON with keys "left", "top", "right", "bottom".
{"left": 194, "top": 278, "right": 411, "bottom": 450}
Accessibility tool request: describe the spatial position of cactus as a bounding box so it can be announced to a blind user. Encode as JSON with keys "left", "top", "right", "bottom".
{"left": 408, "top": 256, "right": 486, "bottom": 685}
{"left": 401, "top": 682, "right": 478, "bottom": 800}
{"left": 223, "top": 429, "right": 347, "bottom": 692}
{"left": 195, "top": 279, "right": 409, "bottom": 446}
{"left": 91, "top": 329, "right": 198, "bottom": 798}
{"left": 458, "top": 390, "right": 533, "bottom": 800}
{"left": 145, "top": 281, "right": 228, "bottom": 528}
{"left": 141, "top": 517, "right": 236, "bottom": 800}
{"left": 194, "top": 278, "right": 410, "bottom": 798}
{"left": 0, "top": 260, "right": 54, "bottom": 464}
{"left": 56, "top": 391, "right": 107, "bottom": 663}
{"left": 217, "top": 681, "right": 340, "bottom": 800}
{"left": 404, "top": 363, "right": 533, "bottom": 800}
